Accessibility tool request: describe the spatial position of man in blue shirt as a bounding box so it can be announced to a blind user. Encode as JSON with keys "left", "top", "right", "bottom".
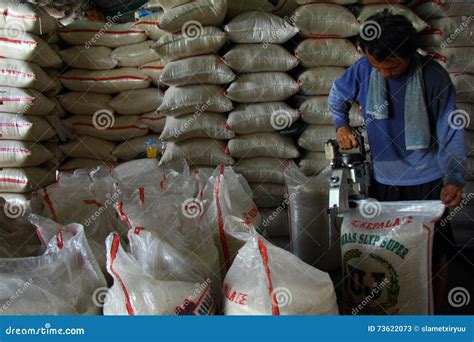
{"left": 329, "top": 11, "right": 467, "bottom": 313}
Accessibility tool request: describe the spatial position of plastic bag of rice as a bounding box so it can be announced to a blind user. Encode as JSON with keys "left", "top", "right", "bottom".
{"left": 420, "top": 17, "right": 474, "bottom": 48}
{"left": 109, "top": 89, "right": 163, "bottom": 115}
{"left": 111, "top": 41, "right": 161, "bottom": 67}
{"left": 298, "top": 67, "right": 346, "bottom": 96}
{"left": 223, "top": 233, "right": 339, "bottom": 315}
{"left": 140, "top": 111, "right": 166, "bottom": 133}
{"left": 59, "top": 46, "right": 118, "bottom": 70}
{"left": 298, "top": 152, "right": 327, "bottom": 176}
{"left": 340, "top": 200, "right": 445, "bottom": 315}
{"left": 250, "top": 183, "right": 286, "bottom": 208}
{"left": 413, "top": 0, "right": 473, "bottom": 20}
{"left": 140, "top": 59, "right": 166, "bottom": 87}
{"left": 0, "top": 140, "right": 54, "bottom": 167}
{"left": 0, "top": 114, "right": 56, "bottom": 141}
{"left": 0, "top": 1, "right": 57, "bottom": 34}
{"left": 0, "top": 166, "right": 55, "bottom": 193}
{"left": 0, "top": 87, "right": 54, "bottom": 116}
{"left": 295, "top": 39, "right": 361, "bottom": 68}
{"left": 298, "top": 96, "right": 363, "bottom": 125}
{"left": 133, "top": 12, "right": 166, "bottom": 41}
{"left": 59, "top": 136, "right": 117, "bottom": 162}
{"left": 228, "top": 132, "right": 300, "bottom": 159}
{"left": 0, "top": 58, "right": 53, "bottom": 92}
{"left": 57, "top": 92, "right": 113, "bottom": 116}
{"left": 426, "top": 47, "right": 474, "bottom": 74}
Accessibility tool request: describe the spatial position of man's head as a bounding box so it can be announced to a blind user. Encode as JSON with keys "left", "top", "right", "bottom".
{"left": 359, "top": 10, "right": 419, "bottom": 79}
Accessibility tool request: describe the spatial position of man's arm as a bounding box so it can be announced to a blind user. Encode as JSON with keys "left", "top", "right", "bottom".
{"left": 329, "top": 63, "right": 361, "bottom": 150}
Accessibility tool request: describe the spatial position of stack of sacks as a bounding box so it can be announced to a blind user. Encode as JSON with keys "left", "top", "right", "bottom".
{"left": 225, "top": 0, "right": 299, "bottom": 19}
{"left": 413, "top": 0, "right": 474, "bottom": 179}
{"left": 0, "top": 2, "right": 60, "bottom": 208}
{"left": 57, "top": 19, "right": 167, "bottom": 170}
{"left": 154, "top": 0, "right": 236, "bottom": 168}
{"left": 223, "top": 11, "right": 300, "bottom": 241}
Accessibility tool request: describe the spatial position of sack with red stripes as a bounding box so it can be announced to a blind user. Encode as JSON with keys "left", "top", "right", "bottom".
{"left": 0, "top": 166, "right": 55, "bottom": 193}
{"left": 202, "top": 165, "right": 261, "bottom": 275}
{"left": 0, "top": 58, "right": 54, "bottom": 92}
{"left": 57, "top": 92, "right": 113, "bottom": 116}
{"left": 104, "top": 228, "right": 216, "bottom": 315}
{"left": 295, "top": 39, "right": 361, "bottom": 68}
{"left": 223, "top": 224, "right": 339, "bottom": 315}
{"left": 0, "top": 1, "right": 57, "bottom": 35}
{"left": 140, "top": 59, "right": 166, "bottom": 87}
{"left": 0, "top": 140, "right": 54, "bottom": 168}
{"left": 59, "top": 46, "right": 118, "bottom": 70}
{"left": 58, "top": 21, "right": 147, "bottom": 47}
{"left": 139, "top": 111, "right": 166, "bottom": 133}
{"left": 420, "top": 17, "right": 474, "bottom": 48}
{"left": 340, "top": 200, "right": 445, "bottom": 315}
{"left": 0, "top": 215, "right": 106, "bottom": 315}
{"left": 0, "top": 113, "right": 56, "bottom": 141}
{"left": 425, "top": 47, "right": 474, "bottom": 74}
{"left": 412, "top": 0, "right": 473, "bottom": 21}
{"left": 0, "top": 86, "right": 54, "bottom": 116}
{"left": 133, "top": 12, "right": 166, "bottom": 41}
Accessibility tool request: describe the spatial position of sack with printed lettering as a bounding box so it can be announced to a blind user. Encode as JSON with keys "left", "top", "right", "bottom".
{"left": 340, "top": 200, "right": 445, "bottom": 315}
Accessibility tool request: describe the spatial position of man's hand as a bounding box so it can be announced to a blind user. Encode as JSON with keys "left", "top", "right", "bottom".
{"left": 336, "top": 125, "right": 358, "bottom": 150}
{"left": 441, "top": 184, "right": 463, "bottom": 208}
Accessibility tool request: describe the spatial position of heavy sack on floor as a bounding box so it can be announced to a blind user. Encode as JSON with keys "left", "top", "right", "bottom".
{"left": 420, "top": 17, "right": 474, "bottom": 47}
{"left": 63, "top": 115, "right": 149, "bottom": 142}
{"left": 104, "top": 230, "right": 216, "bottom": 315}
{"left": 0, "top": 140, "right": 54, "bottom": 168}
{"left": 292, "top": 4, "right": 359, "bottom": 38}
{"left": 159, "top": 85, "right": 233, "bottom": 117}
{"left": 223, "top": 233, "right": 339, "bottom": 315}
{"left": 0, "top": 87, "right": 54, "bottom": 116}
{"left": 60, "top": 46, "right": 118, "bottom": 70}
{"left": 296, "top": 39, "right": 361, "bottom": 68}
{"left": 223, "top": 44, "right": 299, "bottom": 73}
{"left": 298, "top": 96, "right": 363, "bottom": 125}
{"left": 298, "top": 152, "right": 327, "bottom": 176}
{"left": 224, "top": 11, "right": 298, "bottom": 44}
{"left": 140, "top": 59, "right": 166, "bottom": 87}
{"left": 160, "top": 112, "right": 234, "bottom": 142}
{"left": 111, "top": 41, "right": 161, "bottom": 67}
{"left": 250, "top": 183, "right": 286, "bottom": 208}
{"left": 226, "top": 72, "right": 300, "bottom": 103}
{"left": 140, "top": 111, "right": 166, "bottom": 133}
{"left": 159, "top": 0, "right": 227, "bottom": 33}
{"left": 284, "top": 162, "right": 341, "bottom": 271}
{"left": 58, "top": 21, "right": 147, "bottom": 47}
{"left": 160, "top": 55, "right": 235, "bottom": 86}
{"left": 112, "top": 134, "right": 160, "bottom": 161}
{"left": 57, "top": 92, "right": 113, "bottom": 116}
{"left": 202, "top": 166, "right": 261, "bottom": 273}
{"left": 160, "top": 138, "right": 234, "bottom": 166}
{"left": 109, "top": 89, "right": 163, "bottom": 115}
{"left": 413, "top": 0, "right": 474, "bottom": 20}
{"left": 340, "top": 200, "right": 446, "bottom": 315}
{"left": 357, "top": 4, "right": 428, "bottom": 32}
{"left": 0, "top": 215, "right": 106, "bottom": 315}
{"left": 234, "top": 158, "right": 287, "bottom": 184}
{"left": 0, "top": 29, "right": 61, "bottom": 68}
{"left": 0, "top": 58, "right": 53, "bottom": 92}
{"left": 0, "top": 114, "right": 56, "bottom": 141}
{"left": 154, "top": 26, "right": 227, "bottom": 61}
{"left": 298, "top": 67, "right": 346, "bottom": 96}
{"left": 228, "top": 133, "right": 300, "bottom": 159}
{"left": 59, "top": 136, "right": 117, "bottom": 162}
{"left": 228, "top": 102, "right": 300, "bottom": 134}
{"left": 0, "top": 166, "right": 55, "bottom": 193}
{"left": 59, "top": 68, "right": 151, "bottom": 94}
{"left": 0, "top": 1, "right": 57, "bottom": 34}
{"left": 133, "top": 12, "right": 166, "bottom": 41}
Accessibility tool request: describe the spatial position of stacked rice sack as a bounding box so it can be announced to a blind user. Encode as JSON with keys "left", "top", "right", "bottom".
{"left": 413, "top": 0, "right": 474, "bottom": 179}
{"left": 223, "top": 11, "right": 301, "bottom": 247}
{"left": 0, "top": 1, "right": 61, "bottom": 211}
{"left": 154, "top": 0, "right": 236, "bottom": 168}
{"left": 57, "top": 17, "right": 166, "bottom": 171}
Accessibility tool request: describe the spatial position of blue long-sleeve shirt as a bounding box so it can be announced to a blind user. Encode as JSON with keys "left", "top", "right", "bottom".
{"left": 328, "top": 56, "right": 466, "bottom": 187}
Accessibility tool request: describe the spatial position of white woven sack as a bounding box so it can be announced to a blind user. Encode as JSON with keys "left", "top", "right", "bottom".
{"left": 0, "top": 29, "right": 61, "bottom": 68}
{"left": 0, "top": 166, "right": 55, "bottom": 193}
{"left": 227, "top": 102, "right": 300, "bottom": 134}
{"left": 111, "top": 40, "right": 161, "bottom": 67}
{"left": 140, "top": 59, "right": 166, "bottom": 86}
{"left": 59, "top": 158, "right": 113, "bottom": 172}
{"left": 113, "top": 134, "right": 161, "bottom": 160}
{"left": 0, "top": 1, "right": 57, "bottom": 34}
{"left": 154, "top": 26, "right": 227, "bottom": 62}
{"left": 228, "top": 132, "right": 300, "bottom": 159}
{"left": 299, "top": 96, "right": 363, "bottom": 125}
{"left": 139, "top": 111, "right": 167, "bottom": 133}
{"left": 159, "top": 138, "right": 234, "bottom": 166}
{"left": 59, "top": 136, "right": 117, "bottom": 162}
{"left": 160, "top": 55, "right": 235, "bottom": 86}
{"left": 358, "top": 4, "right": 428, "bottom": 32}
{"left": 59, "top": 68, "right": 151, "bottom": 94}
{"left": 0, "top": 58, "right": 53, "bottom": 92}
{"left": 57, "top": 92, "right": 113, "bottom": 116}
{"left": 250, "top": 182, "right": 285, "bottom": 208}
{"left": 223, "top": 44, "right": 299, "bottom": 73}
{"left": 59, "top": 46, "right": 117, "bottom": 70}
{"left": 224, "top": 11, "right": 298, "bottom": 44}
{"left": 413, "top": 1, "right": 474, "bottom": 20}
{"left": 0, "top": 140, "right": 54, "bottom": 167}
{"left": 0, "top": 114, "right": 56, "bottom": 141}
{"left": 63, "top": 115, "right": 149, "bottom": 142}
{"left": 296, "top": 39, "right": 361, "bottom": 68}
{"left": 0, "top": 87, "right": 54, "bottom": 116}
{"left": 58, "top": 21, "right": 147, "bottom": 47}
{"left": 298, "top": 152, "right": 327, "bottom": 176}
{"left": 133, "top": 12, "right": 166, "bottom": 40}
{"left": 226, "top": 72, "right": 299, "bottom": 103}
{"left": 293, "top": 4, "right": 359, "bottom": 38}
{"left": 298, "top": 125, "right": 335, "bottom": 151}
{"left": 159, "top": 0, "right": 227, "bottom": 33}
{"left": 160, "top": 112, "right": 234, "bottom": 142}
{"left": 159, "top": 85, "right": 233, "bottom": 117}
{"left": 109, "top": 89, "right": 163, "bottom": 115}
{"left": 426, "top": 47, "right": 474, "bottom": 73}
{"left": 234, "top": 157, "right": 287, "bottom": 184}
{"left": 298, "top": 67, "right": 346, "bottom": 95}
{"left": 420, "top": 17, "right": 474, "bottom": 48}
